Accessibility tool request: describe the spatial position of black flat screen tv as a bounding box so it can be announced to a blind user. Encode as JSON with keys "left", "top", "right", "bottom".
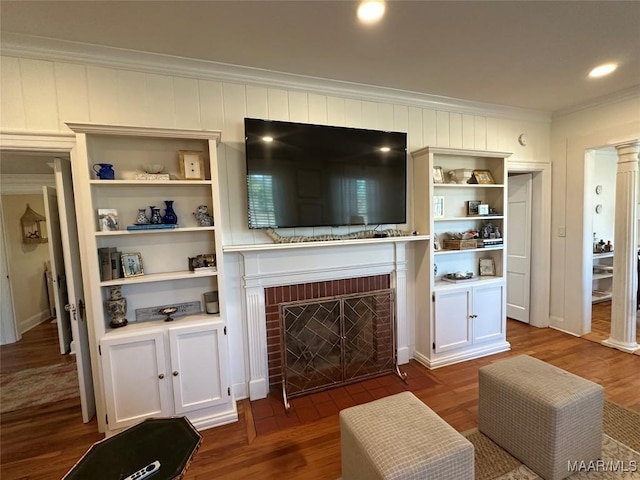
{"left": 244, "top": 118, "right": 407, "bottom": 229}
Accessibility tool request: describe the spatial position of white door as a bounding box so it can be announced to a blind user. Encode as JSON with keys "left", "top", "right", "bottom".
{"left": 53, "top": 157, "right": 96, "bottom": 422}
{"left": 43, "top": 186, "right": 72, "bottom": 353}
{"left": 507, "top": 174, "right": 532, "bottom": 323}
{"left": 101, "top": 331, "right": 171, "bottom": 431}
{"left": 472, "top": 283, "right": 504, "bottom": 343}
{"left": 169, "top": 323, "right": 229, "bottom": 414}
{"left": 0, "top": 201, "right": 19, "bottom": 345}
{"left": 433, "top": 288, "right": 473, "bottom": 353}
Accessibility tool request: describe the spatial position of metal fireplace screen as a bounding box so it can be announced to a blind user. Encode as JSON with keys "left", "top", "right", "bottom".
{"left": 281, "top": 289, "right": 395, "bottom": 398}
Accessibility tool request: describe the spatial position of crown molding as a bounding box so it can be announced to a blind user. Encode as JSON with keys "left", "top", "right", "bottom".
{"left": 0, "top": 174, "right": 55, "bottom": 194}
{"left": 552, "top": 86, "right": 640, "bottom": 120}
{"left": 1, "top": 33, "right": 550, "bottom": 123}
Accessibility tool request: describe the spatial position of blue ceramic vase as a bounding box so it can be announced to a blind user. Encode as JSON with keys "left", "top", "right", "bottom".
{"left": 162, "top": 200, "right": 178, "bottom": 225}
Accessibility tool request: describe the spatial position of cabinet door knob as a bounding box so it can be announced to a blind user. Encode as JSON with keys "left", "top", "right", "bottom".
{"left": 173, "top": 371, "right": 179, "bottom": 376}
{"left": 158, "top": 373, "right": 165, "bottom": 379}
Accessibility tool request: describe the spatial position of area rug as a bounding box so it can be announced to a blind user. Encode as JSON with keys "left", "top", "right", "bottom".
{"left": 0, "top": 362, "right": 79, "bottom": 413}
{"left": 465, "top": 401, "right": 640, "bottom": 479}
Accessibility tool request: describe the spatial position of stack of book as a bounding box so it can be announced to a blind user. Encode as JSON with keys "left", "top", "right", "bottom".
{"left": 476, "top": 238, "right": 504, "bottom": 248}
{"left": 98, "top": 247, "right": 123, "bottom": 281}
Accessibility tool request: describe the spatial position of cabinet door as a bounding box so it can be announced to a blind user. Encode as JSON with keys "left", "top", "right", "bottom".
{"left": 472, "top": 283, "right": 504, "bottom": 344}
{"left": 169, "top": 322, "right": 230, "bottom": 415}
{"left": 434, "top": 288, "right": 473, "bottom": 353}
{"left": 100, "top": 330, "right": 171, "bottom": 430}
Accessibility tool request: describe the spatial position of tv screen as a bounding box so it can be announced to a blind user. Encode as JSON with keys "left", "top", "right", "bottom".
{"left": 244, "top": 118, "right": 407, "bottom": 229}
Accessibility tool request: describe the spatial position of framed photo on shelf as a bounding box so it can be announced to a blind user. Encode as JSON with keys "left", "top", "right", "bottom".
{"left": 433, "top": 196, "right": 445, "bottom": 218}
{"left": 472, "top": 169, "right": 495, "bottom": 184}
{"left": 467, "top": 200, "right": 481, "bottom": 216}
{"left": 433, "top": 232, "right": 441, "bottom": 251}
{"left": 97, "top": 209, "right": 119, "bottom": 231}
{"left": 122, "top": 252, "right": 144, "bottom": 278}
{"left": 178, "top": 150, "right": 205, "bottom": 180}
{"left": 479, "top": 257, "right": 496, "bottom": 276}
{"left": 433, "top": 166, "right": 445, "bottom": 184}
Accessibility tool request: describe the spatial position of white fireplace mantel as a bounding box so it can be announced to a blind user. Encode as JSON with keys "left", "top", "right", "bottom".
{"left": 230, "top": 237, "right": 428, "bottom": 400}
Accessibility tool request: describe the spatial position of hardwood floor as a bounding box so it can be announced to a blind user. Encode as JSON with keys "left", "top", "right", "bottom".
{"left": 2, "top": 319, "right": 639, "bottom": 480}
{"left": 582, "top": 301, "right": 640, "bottom": 355}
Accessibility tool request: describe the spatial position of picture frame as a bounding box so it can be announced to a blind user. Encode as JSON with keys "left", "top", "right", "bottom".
{"left": 433, "top": 166, "right": 445, "bottom": 184}
{"left": 478, "top": 204, "right": 489, "bottom": 215}
{"left": 479, "top": 257, "right": 496, "bottom": 276}
{"left": 467, "top": 200, "right": 481, "bottom": 216}
{"left": 433, "top": 232, "right": 441, "bottom": 251}
{"left": 472, "top": 169, "right": 495, "bottom": 184}
{"left": 97, "top": 208, "right": 119, "bottom": 231}
{"left": 433, "top": 196, "right": 445, "bottom": 218}
{"left": 121, "top": 252, "right": 144, "bottom": 278}
{"left": 178, "top": 150, "right": 205, "bottom": 180}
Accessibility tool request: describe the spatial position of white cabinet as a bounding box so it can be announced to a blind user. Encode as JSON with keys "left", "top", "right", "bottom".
{"left": 592, "top": 252, "right": 614, "bottom": 303}
{"left": 434, "top": 282, "right": 504, "bottom": 353}
{"left": 101, "top": 318, "right": 232, "bottom": 431}
{"left": 68, "top": 123, "right": 237, "bottom": 434}
{"left": 412, "top": 147, "right": 511, "bottom": 369}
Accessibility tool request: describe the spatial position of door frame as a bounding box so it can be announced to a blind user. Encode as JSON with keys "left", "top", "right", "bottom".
{"left": 508, "top": 161, "right": 552, "bottom": 328}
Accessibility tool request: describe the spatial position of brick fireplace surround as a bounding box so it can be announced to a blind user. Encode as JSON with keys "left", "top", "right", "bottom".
{"left": 233, "top": 239, "right": 418, "bottom": 401}
{"left": 265, "top": 274, "right": 391, "bottom": 391}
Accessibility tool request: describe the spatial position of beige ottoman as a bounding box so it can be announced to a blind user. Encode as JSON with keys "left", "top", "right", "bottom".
{"left": 478, "top": 355, "right": 604, "bottom": 480}
{"left": 340, "top": 392, "right": 474, "bottom": 480}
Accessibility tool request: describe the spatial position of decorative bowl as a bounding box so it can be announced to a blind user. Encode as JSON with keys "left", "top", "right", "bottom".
{"left": 445, "top": 271, "right": 474, "bottom": 280}
{"left": 144, "top": 164, "right": 165, "bottom": 174}
{"left": 448, "top": 168, "right": 473, "bottom": 184}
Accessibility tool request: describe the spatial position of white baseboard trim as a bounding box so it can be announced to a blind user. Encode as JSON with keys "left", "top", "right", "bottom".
{"left": 232, "top": 382, "right": 249, "bottom": 401}
{"left": 549, "top": 325, "right": 581, "bottom": 337}
{"left": 190, "top": 407, "right": 239, "bottom": 432}
{"left": 19, "top": 310, "right": 51, "bottom": 334}
{"left": 413, "top": 342, "right": 511, "bottom": 369}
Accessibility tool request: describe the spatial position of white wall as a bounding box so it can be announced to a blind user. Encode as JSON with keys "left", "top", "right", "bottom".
{"left": 549, "top": 93, "right": 640, "bottom": 335}
{"left": 1, "top": 40, "right": 552, "bottom": 396}
{"left": 591, "top": 149, "right": 617, "bottom": 246}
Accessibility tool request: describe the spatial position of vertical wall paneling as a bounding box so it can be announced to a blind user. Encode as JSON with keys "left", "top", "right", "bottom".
{"left": 474, "top": 116, "right": 487, "bottom": 151}
{"left": 117, "top": 70, "right": 147, "bottom": 126}
{"left": 145, "top": 74, "right": 175, "bottom": 127}
{"left": 436, "top": 111, "right": 450, "bottom": 147}
{"left": 54, "top": 62, "right": 90, "bottom": 130}
{"left": 19, "top": 59, "right": 59, "bottom": 131}
{"left": 199, "top": 80, "right": 224, "bottom": 131}
{"left": 245, "top": 85, "right": 269, "bottom": 120}
{"left": 267, "top": 88, "right": 289, "bottom": 120}
{"left": 462, "top": 114, "right": 475, "bottom": 149}
{"left": 361, "top": 101, "right": 379, "bottom": 130}
{"left": 172, "top": 77, "right": 200, "bottom": 129}
{"left": 87, "top": 66, "right": 119, "bottom": 124}
{"left": 222, "top": 83, "right": 247, "bottom": 143}
{"left": 344, "top": 99, "right": 363, "bottom": 128}
{"left": 308, "top": 94, "right": 328, "bottom": 125}
{"left": 422, "top": 109, "right": 437, "bottom": 147}
{"left": 327, "top": 96, "right": 346, "bottom": 126}
{"left": 486, "top": 116, "right": 499, "bottom": 151}
{"left": 1, "top": 56, "right": 27, "bottom": 130}
{"left": 393, "top": 105, "right": 409, "bottom": 134}
{"left": 407, "top": 107, "right": 424, "bottom": 151}
{"left": 288, "top": 91, "right": 309, "bottom": 123}
{"left": 379, "top": 103, "right": 395, "bottom": 131}
{"left": 449, "top": 112, "right": 463, "bottom": 149}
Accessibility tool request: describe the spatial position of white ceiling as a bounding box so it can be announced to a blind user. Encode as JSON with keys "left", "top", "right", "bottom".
{"left": 2, "top": 0, "right": 639, "bottom": 114}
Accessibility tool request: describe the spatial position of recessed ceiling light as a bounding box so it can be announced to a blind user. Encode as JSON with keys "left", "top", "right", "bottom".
{"left": 380, "top": 146, "right": 390, "bottom": 152}
{"left": 588, "top": 63, "right": 618, "bottom": 78}
{"left": 358, "top": 1, "right": 385, "bottom": 24}
{"left": 262, "top": 136, "right": 274, "bottom": 143}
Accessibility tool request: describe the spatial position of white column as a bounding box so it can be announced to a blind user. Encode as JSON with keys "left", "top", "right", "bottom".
{"left": 603, "top": 141, "right": 639, "bottom": 353}
{"left": 393, "top": 242, "right": 409, "bottom": 364}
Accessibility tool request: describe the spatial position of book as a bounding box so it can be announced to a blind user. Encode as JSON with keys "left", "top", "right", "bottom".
{"left": 126, "top": 224, "right": 177, "bottom": 231}
{"left": 110, "top": 249, "right": 122, "bottom": 279}
{"left": 98, "top": 247, "right": 112, "bottom": 281}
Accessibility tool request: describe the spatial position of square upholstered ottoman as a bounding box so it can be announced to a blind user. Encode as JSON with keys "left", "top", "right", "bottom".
{"left": 340, "top": 391, "right": 474, "bottom": 480}
{"left": 478, "top": 355, "right": 604, "bottom": 480}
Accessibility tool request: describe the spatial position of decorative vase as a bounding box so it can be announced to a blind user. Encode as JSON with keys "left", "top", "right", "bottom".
{"left": 135, "top": 208, "right": 149, "bottom": 224}
{"left": 150, "top": 206, "right": 163, "bottom": 224}
{"left": 193, "top": 205, "right": 213, "bottom": 227}
{"left": 105, "top": 285, "right": 128, "bottom": 328}
{"left": 162, "top": 200, "right": 178, "bottom": 225}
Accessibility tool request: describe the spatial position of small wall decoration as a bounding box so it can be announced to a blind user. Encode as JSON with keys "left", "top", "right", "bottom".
{"left": 477, "top": 204, "right": 489, "bottom": 215}
{"left": 432, "top": 166, "right": 445, "bottom": 184}
{"left": 472, "top": 169, "right": 495, "bottom": 184}
{"left": 98, "top": 209, "right": 119, "bottom": 231}
{"left": 20, "top": 204, "right": 48, "bottom": 244}
{"left": 433, "top": 196, "right": 445, "bottom": 218}
{"left": 479, "top": 257, "right": 496, "bottom": 276}
{"left": 467, "top": 200, "right": 481, "bottom": 216}
{"left": 178, "top": 150, "right": 205, "bottom": 180}
{"left": 122, "top": 252, "right": 144, "bottom": 277}
{"left": 188, "top": 253, "right": 217, "bottom": 273}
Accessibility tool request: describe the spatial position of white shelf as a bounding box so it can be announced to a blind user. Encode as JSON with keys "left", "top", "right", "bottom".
{"left": 593, "top": 251, "right": 614, "bottom": 259}
{"left": 593, "top": 272, "right": 613, "bottom": 280}
{"left": 90, "top": 179, "right": 213, "bottom": 186}
{"left": 434, "top": 215, "right": 504, "bottom": 222}
{"left": 100, "top": 269, "right": 218, "bottom": 286}
{"left": 592, "top": 292, "right": 612, "bottom": 303}
{"left": 435, "top": 246, "right": 504, "bottom": 255}
{"left": 96, "top": 226, "right": 215, "bottom": 236}
{"left": 433, "top": 183, "right": 504, "bottom": 188}
{"left": 434, "top": 275, "right": 503, "bottom": 290}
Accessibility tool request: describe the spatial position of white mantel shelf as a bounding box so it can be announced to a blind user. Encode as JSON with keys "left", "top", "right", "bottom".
{"left": 223, "top": 234, "right": 430, "bottom": 253}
